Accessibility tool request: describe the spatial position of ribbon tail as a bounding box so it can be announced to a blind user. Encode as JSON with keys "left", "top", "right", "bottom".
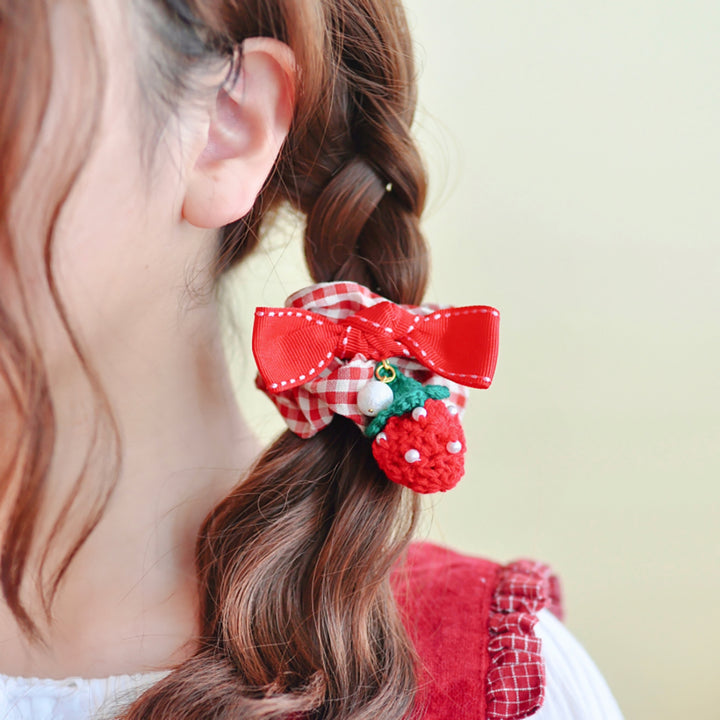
{"left": 252, "top": 308, "right": 341, "bottom": 392}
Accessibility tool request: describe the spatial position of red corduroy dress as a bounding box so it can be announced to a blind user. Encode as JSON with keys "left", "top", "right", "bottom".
{"left": 392, "top": 542, "right": 563, "bottom": 720}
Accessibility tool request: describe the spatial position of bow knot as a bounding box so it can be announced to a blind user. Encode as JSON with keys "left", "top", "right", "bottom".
{"left": 338, "top": 302, "right": 417, "bottom": 359}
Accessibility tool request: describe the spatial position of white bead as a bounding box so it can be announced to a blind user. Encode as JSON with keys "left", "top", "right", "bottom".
{"left": 404, "top": 449, "right": 421, "bottom": 463}
{"left": 447, "top": 441, "right": 462, "bottom": 454}
{"left": 411, "top": 407, "right": 427, "bottom": 421}
{"left": 447, "top": 405, "right": 459, "bottom": 416}
{"left": 375, "top": 432, "right": 387, "bottom": 443}
{"left": 357, "top": 380, "right": 394, "bottom": 416}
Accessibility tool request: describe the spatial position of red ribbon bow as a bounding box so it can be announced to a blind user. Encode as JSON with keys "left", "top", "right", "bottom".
{"left": 252, "top": 300, "right": 500, "bottom": 393}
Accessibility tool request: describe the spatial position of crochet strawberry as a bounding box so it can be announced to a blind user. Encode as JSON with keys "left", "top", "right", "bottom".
{"left": 361, "top": 364, "right": 467, "bottom": 494}
{"left": 372, "top": 399, "right": 466, "bottom": 493}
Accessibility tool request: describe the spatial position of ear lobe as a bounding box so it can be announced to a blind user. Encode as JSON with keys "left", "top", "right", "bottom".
{"left": 182, "top": 38, "right": 296, "bottom": 229}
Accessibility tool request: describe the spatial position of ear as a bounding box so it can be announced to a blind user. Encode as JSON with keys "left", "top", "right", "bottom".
{"left": 182, "top": 38, "right": 296, "bottom": 229}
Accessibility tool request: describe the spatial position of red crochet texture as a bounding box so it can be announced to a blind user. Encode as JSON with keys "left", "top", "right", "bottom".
{"left": 391, "top": 542, "right": 563, "bottom": 720}
{"left": 372, "top": 399, "right": 466, "bottom": 493}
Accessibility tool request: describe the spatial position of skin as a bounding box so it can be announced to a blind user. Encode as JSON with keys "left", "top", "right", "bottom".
{"left": 0, "top": 0, "right": 295, "bottom": 678}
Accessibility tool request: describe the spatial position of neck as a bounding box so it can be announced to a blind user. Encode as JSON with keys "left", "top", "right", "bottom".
{"left": 0, "top": 295, "right": 260, "bottom": 678}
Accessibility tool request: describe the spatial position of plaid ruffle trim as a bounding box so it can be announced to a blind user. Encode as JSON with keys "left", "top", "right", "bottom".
{"left": 486, "top": 561, "right": 563, "bottom": 719}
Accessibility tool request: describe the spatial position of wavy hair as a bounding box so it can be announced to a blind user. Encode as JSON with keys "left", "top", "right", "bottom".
{"left": 0, "top": 0, "right": 429, "bottom": 717}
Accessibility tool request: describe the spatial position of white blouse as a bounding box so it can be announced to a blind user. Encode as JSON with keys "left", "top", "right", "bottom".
{"left": 534, "top": 609, "right": 624, "bottom": 720}
{"left": 0, "top": 610, "right": 623, "bottom": 720}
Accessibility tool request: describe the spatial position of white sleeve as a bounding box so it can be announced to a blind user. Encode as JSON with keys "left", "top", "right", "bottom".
{"left": 532, "top": 608, "right": 624, "bottom": 720}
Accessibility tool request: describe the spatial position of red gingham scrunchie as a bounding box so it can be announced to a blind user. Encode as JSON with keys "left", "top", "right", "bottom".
{"left": 252, "top": 281, "right": 494, "bottom": 438}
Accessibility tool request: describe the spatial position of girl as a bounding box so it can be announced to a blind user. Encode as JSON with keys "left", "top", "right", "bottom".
{"left": 0, "top": 0, "right": 623, "bottom": 717}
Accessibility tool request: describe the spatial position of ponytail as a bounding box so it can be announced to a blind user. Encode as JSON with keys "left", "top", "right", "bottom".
{"left": 122, "top": 1, "right": 429, "bottom": 717}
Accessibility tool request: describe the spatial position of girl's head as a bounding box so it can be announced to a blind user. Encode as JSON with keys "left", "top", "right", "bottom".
{"left": 2, "top": 0, "right": 429, "bottom": 717}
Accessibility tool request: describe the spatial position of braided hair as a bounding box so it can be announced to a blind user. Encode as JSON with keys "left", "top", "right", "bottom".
{"left": 119, "top": 1, "right": 432, "bottom": 718}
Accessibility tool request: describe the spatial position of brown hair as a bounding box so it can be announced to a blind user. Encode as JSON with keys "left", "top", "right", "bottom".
{"left": 1, "top": 0, "right": 429, "bottom": 717}
{"left": 0, "top": 0, "right": 116, "bottom": 637}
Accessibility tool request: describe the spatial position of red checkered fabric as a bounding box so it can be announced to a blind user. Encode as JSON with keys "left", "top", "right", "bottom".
{"left": 486, "top": 560, "right": 564, "bottom": 719}
{"left": 255, "top": 282, "right": 469, "bottom": 438}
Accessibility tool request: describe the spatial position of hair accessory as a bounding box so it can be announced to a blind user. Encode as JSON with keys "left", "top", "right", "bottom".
{"left": 252, "top": 282, "right": 500, "bottom": 493}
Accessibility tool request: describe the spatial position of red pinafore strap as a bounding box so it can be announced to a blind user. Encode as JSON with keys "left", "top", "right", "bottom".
{"left": 391, "top": 542, "right": 563, "bottom": 720}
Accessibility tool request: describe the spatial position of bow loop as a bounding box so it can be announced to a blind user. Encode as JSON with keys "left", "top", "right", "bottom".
{"left": 253, "top": 284, "right": 500, "bottom": 394}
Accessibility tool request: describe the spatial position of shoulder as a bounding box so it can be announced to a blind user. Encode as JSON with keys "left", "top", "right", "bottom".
{"left": 392, "top": 541, "right": 562, "bottom": 720}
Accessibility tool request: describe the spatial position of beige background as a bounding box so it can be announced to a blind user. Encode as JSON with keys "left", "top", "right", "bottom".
{"left": 222, "top": 2, "right": 720, "bottom": 718}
